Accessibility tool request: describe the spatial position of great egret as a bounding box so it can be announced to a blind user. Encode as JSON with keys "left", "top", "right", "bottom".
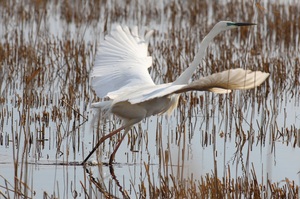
{"left": 82, "top": 21, "right": 269, "bottom": 165}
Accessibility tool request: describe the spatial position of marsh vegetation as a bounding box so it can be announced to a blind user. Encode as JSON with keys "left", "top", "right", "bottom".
{"left": 0, "top": 0, "right": 299, "bottom": 198}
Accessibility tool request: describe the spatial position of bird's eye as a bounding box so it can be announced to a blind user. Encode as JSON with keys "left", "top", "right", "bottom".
{"left": 227, "top": 22, "right": 235, "bottom": 27}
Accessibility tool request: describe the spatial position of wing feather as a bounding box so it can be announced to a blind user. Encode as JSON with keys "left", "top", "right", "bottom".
{"left": 91, "top": 25, "right": 155, "bottom": 99}
{"left": 117, "top": 68, "right": 269, "bottom": 104}
{"left": 175, "top": 68, "right": 269, "bottom": 94}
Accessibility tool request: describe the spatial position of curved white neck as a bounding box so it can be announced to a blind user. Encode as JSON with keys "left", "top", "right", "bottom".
{"left": 173, "top": 25, "right": 224, "bottom": 85}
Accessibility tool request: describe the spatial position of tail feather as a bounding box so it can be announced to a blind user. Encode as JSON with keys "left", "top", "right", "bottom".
{"left": 90, "top": 100, "right": 113, "bottom": 126}
{"left": 91, "top": 100, "right": 112, "bottom": 110}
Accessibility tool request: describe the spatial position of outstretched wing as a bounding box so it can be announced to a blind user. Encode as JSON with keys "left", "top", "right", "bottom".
{"left": 91, "top": 25, "right": 155, "bottom": 99}
{"left": 117, "top": 68, "right": 269, "bottom": 104}
{"left": 174, "top": 68, "right": 269, "bottom": 94}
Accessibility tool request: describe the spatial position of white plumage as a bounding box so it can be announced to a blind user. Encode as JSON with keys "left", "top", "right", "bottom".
{"left": 84, "top": 21, "right": 269, "bottom": 164}
{"left": 91, "top": 25, "right": 154, "bottom": 99}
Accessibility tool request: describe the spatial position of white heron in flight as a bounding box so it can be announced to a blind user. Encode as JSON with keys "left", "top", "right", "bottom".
{"left": 82, "top": 21, "right": 269, "bottom": 165}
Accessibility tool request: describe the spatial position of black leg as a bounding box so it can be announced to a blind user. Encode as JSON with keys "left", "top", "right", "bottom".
{"left": 82, "top": 125, "right": 125, "bottom": 165}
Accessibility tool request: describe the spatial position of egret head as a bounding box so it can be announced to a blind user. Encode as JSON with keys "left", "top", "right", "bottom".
{"left": 216, "top": 21, "right": 256, "bottom": 31}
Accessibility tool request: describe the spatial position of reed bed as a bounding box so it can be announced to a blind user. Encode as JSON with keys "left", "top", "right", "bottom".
{"left": 0, "top": 0, "right": 299, "bottom": 198}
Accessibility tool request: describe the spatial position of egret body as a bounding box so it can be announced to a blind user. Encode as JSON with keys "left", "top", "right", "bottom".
{"left": 83, "top": 21, "right": 269, "bottom": 165}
